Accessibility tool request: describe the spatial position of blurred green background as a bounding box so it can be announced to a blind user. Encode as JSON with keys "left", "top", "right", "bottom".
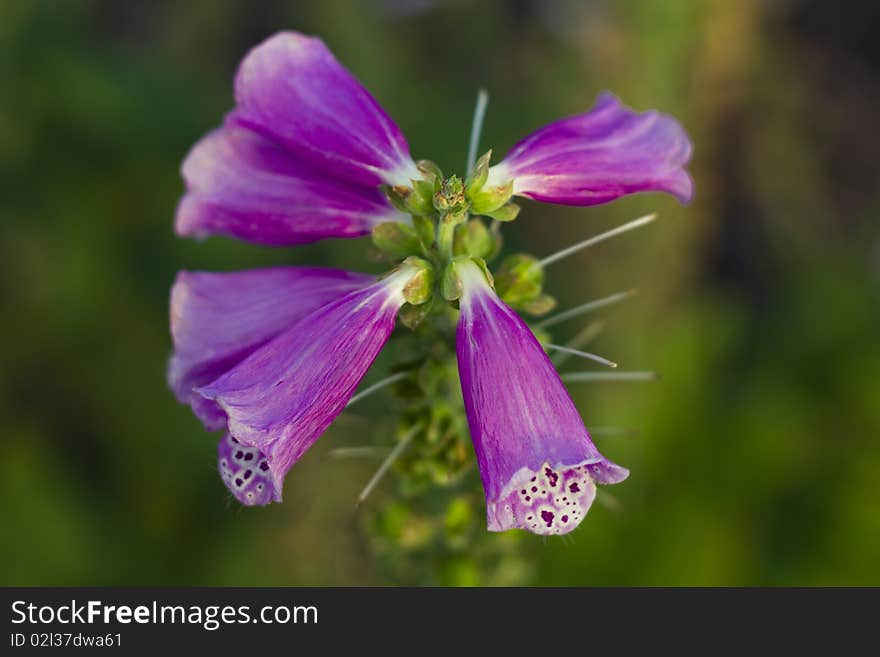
{"left": 2, "top": 0, "right": 879, "bottom": 586}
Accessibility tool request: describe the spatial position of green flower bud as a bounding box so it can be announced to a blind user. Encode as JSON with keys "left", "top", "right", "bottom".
{"left": 453, "top": 218, "right": 494, "bottom": 259}
{"left": 519, "top": 294, "right": 557, "bottom": 316}
{"left": 433, "top": 175, "right": 468, "bottom": 213}
{"left": 402, "top": 256, "right": 434, "bottom": 305}
{"left": 372, "top": 221, "right": 423, "bottom": 259}
{"left": 493, "top": 253, "right": 543, "bottom": 305}
{"left": 468, "top": 178, "right": 514, "bottom": 215}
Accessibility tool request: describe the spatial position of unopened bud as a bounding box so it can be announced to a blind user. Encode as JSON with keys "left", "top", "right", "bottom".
{"left": 401, "top": 256, "right": 434, "bottom": 305}
{"left": 372, "top": 221, "right": 423, "bottom": 259}
{"left": 453, "top": 218, "right": 494, "bottom": 259}
{"left": 493, "top": 253, "right": 543, "bottom": 305}
{"left": 433, "top": 175, "right": 467, "bottom": 213}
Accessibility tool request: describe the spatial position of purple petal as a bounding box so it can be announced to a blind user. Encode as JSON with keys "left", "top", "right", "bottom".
{"left": 196, "top": 266, "right": 416, "bottom": 505}
{"left": 488, "top": 92, "right": 693, "bottom": 206}
{"left": 230, "top": 31, "right": 418, "bottom": 187}
{"left": 455, "top": 261, "right": 628, "bottom": 535}
{"left": 176, "top": 126, "right": 408, "bottom": 246}
{"left": 169, "top": 266, "right": 372, "bottom": 430}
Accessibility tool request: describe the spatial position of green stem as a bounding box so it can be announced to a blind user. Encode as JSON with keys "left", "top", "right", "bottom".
{"left": 437, "top": 212, "right": 467, "bottom": 261}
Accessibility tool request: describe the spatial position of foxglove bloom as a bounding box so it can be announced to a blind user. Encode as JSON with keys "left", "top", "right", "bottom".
{"left": 456, "top": 261, "right": 628, "bottom": 535}
{"left": 170, "top": 30, "right": 693, "bottom": 535}
{"left": 196, "top": 266, "right": 417, "bottom": 505}
{"left": 169, "top": 267, "right": 371, "bottom": 429}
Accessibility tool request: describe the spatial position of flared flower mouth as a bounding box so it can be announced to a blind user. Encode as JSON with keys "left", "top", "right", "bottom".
{"left": 217, "top": 433, "right": 282, "bottom": 506}
{"left": 487, "top": 459, "right": 629, "bottom": 535}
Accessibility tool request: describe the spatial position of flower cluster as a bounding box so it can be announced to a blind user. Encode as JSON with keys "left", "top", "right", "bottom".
{"left": 169, "top": 32, "right": 692, "bottom": 535}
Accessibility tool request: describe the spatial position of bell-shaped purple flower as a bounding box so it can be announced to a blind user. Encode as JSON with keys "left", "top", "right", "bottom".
{"left": 486, "top": 92, "right": 693, "bottom": 207}
{"left": 195, "top": 265, "right": 418, "bottom": 506}
{"left": 169, "top": 266, "right": 371, "bottom": 429}
{"left": 176, "top": 31, "right": 418, "bottom": 246}
{"left": 455, "top": 260, "right": 629, "bottom": 535}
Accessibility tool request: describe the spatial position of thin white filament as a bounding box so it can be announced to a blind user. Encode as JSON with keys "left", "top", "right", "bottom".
{"left": 356, "top": 425, "right": 420, "bottom": 507}
{"left": 346, "top": 372, "right": 408, "bottom": 408}
{"left": 537, "top": 289, "right": 637, "bottom": 329}
{"left": 543, "top": 343, "right": 618, "bottom": 369}
{"left": 550, "top": 320, "right": 605, "bottom": 367}
{"left": 537, "top": 213, "right": 657, "bottom": 269}
{"left": 325, "top": 446, "right": 390, "bottom": 460}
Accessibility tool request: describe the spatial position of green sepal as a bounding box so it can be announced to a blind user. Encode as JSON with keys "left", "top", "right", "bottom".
{"left": 468, "top": 179, "right": 513, "bottom": 214}
{"left": 440, "top": 259, "right": 464, "bottom": 301}
{"left": 469, "top": 256, "right": 495, "bottom": 289}
{"left": 381, "top": 185, "right": 408, "bottom": 213}
{"left": 483, "top": 201, "right": 520, "bottom": 223}
{"left": 464, "top": 150, "right": 492, "bottom": 195}
{"left": 493, "top": 253, "right": 543, "bottom": 304}
{"left": 416, "top": 159, "right": 443, "bottom": 186}
{"left": 519, "top": 294, "right": 557, "bottom": 316}
{"left": 401, "top": 256, "right": 434, "bottom": 305}
{"left": 372, "top": 221, "right": 423, "bottom": 259}
{"left": 398, "top": 298, "right": 435, "bottom": 329}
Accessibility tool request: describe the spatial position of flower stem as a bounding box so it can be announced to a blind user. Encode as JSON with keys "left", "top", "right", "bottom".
{"left": 466, "top": 88, "right": 489, "bottom": 173}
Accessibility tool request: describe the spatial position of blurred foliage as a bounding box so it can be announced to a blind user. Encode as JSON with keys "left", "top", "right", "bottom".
{"left": 2, "top": 0, "right": 879, "bottom": 585}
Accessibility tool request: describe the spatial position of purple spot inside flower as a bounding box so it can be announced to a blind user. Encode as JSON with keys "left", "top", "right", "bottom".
{"left": 544, "top": 467, "right": 559, "bottom": 487}
{"left": 217, "top": 433, "right": 277, "bottom": 506}
{"left": 541, "top": 510, "right": 555, "bottom": 527}
{"left": 570, "top": 482, "right": 580, "bottom": 493}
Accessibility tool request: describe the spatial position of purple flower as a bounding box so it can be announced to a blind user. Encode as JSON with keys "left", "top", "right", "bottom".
{"left": 456, "top": 261, "right": 629, "bottom": 535}
{"left": 169, "top": 266, "right": 371, "bottom": 430}
{"left": 175, "top": 32, "right": 418, "bottom": 246}
{"left": 196, "top": 266, "right": 417, "bottom": 505}
{"left": 486, "top": 92, "right": 693, "bottom": 207}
